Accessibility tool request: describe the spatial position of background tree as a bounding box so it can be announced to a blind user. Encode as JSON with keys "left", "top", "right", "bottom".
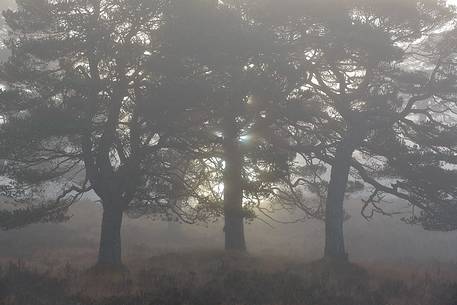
{"left": 162, "top": 0, "right": 298, "bottom": 251}
{"left": 394, "top": 25, "right": 457, "bottom": 233}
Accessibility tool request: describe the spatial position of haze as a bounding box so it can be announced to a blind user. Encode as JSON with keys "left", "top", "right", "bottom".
{"left": 1, "top": 1, "right": 457, "bottom": 305}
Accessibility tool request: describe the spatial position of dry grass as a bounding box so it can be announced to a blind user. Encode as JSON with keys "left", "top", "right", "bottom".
{"left": 0, "top": 251, "right": 456, "bottom": 305}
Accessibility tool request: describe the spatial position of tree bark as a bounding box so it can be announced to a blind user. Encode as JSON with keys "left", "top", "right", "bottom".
{"left": 324, "top": 128, "right": 364, "bottom": 261}
{"left": 223, "top": 111, "right": 246, "bottom": 251}
{"left": 97, "top": 204, "right": 124, "bottom": 266}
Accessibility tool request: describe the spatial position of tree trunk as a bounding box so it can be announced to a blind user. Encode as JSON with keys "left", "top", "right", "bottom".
{"left": 324, "top": 128, "right": 364, "bottom": 261}
{"left": 223, "top": 111, "right": 246, "bottom": 251}
{"left": 97, "top": 205, "right": 124, "bottom": 266}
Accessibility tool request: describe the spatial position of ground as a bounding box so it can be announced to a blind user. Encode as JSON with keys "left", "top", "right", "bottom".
{"left": 1, "top": 202, "right": 457, "bottom": 304}
{"left": 0, "top": 251, "right": 456, "bottom": 305}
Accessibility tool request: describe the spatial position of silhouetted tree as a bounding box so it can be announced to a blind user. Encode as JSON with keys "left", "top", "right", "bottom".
{"left": 0, "top": 0, "right": 212, "bottom": 267}
{"left": 394, "top": 26, "right": 457, "bottom": 233}
{"left": 162, "top": 0, "right": 298, "bottom": 251}
{"left": 262, "top": 0, "right": 457, "bottom": 262}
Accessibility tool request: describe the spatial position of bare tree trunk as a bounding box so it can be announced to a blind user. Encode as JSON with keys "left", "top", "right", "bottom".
{"left": 97, "top": 204, "right": 123, "bottom": 266}
{"left": 223, "top": 111, "right": 246, "bottom": 251}
{"left": 324, "top": 128, "right": 364, "bottom": 261}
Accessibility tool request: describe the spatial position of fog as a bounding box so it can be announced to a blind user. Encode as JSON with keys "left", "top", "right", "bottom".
{"left": 1, "top": 1, "right": 457, "bottom": 305}
{"left": 2, "top": 197, "right": 456, "bottom": 266}
{"left": 0, "top": 0, "right": 456, "bottom": 268}
{"left": 0, "top": 0, "right": 456, "bottom": 265}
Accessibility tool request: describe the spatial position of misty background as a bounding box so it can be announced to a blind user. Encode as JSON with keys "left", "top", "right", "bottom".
{"left": 2, "top": 198, "right": 457, "bottom": 266}
{"left": 0, "top": 0, "right": 456, "bottom": 267}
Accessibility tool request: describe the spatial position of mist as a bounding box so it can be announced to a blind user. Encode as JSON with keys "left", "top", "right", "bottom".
{"left": 1, "top": 0, "right": 457, "bottom": 304}
{"left": 2, "top": 197, "right": 457, "bottom": 265}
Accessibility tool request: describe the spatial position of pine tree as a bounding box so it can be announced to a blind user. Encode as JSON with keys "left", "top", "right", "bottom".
{"left": 263, "top": 0, "right": 457, "bottom": 262}
{"left": 0, "top": 0, "right": 212, "bottom": 267}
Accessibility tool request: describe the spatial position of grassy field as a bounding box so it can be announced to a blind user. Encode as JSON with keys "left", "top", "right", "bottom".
{"left": 1, "top": 202, "right": 457, "bottom": 304}
{"left": 0, "top": 251, "right": 456, "bottom": 305}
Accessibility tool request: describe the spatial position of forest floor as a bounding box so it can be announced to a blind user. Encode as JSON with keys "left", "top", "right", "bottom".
{"left": 0, "top": 250, "right": 456, "bottom": 305}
